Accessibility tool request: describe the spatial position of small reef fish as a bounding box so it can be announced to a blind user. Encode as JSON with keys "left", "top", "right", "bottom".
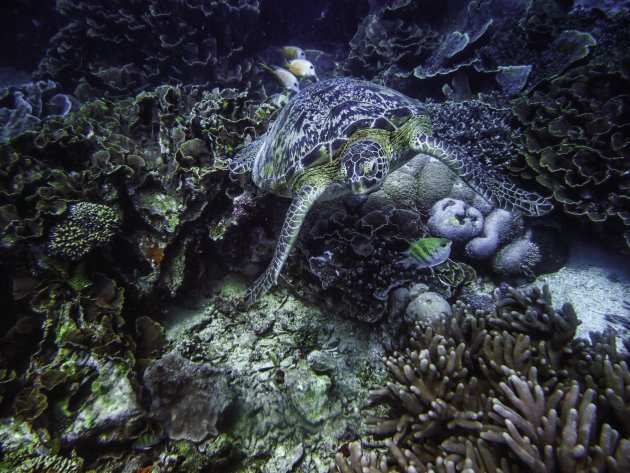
{"left": 398, "top": 237, "right": 452, "bottom": 269}
{"left": 282, "top": 45, "right": 306, "bottom": 60}
{"left": 286, "top": 59, "right": 317, "bottom": 79}
{"left": 259, "top": 63, "right": 300, "bottom": 93}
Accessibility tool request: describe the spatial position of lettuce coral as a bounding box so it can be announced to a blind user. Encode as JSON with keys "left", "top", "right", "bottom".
{"left": 511, "top": 59, "right": 630, "bottom": 248}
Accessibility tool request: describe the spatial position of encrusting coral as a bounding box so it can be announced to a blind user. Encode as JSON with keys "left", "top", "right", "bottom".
{"left": 331, "top": 284, "right": 630, "bottom": 473}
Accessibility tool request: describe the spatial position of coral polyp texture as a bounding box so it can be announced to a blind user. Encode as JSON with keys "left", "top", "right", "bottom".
{"left": 332, "top": 285, "right": 630, "bottom": 473}
{"left": 48, "top": 202, "right": 119, "bottom": 260}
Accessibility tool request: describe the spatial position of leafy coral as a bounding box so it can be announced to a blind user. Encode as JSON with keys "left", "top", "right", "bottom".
{"left": 291, "top": 204, "right": 475, "bottom": 323}
{"left": 511, "top": 59, "right": 630, "bottom": 248}
{"left": 36, "top": 0, "right": 263, "bottom": 99}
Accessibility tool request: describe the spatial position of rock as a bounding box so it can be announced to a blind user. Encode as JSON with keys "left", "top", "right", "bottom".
{"left": 285, "top": 364, "right": 339, "bottom": 426}
{"left": 405, "top": 291, "right": 452, "bottom": 329}
{"left": 143, "top": 351, "right": 233, "bottom": 442}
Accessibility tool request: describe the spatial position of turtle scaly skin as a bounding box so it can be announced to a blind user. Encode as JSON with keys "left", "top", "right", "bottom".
{"left": 230, "top": 78, "right": 552, "bottom": 305}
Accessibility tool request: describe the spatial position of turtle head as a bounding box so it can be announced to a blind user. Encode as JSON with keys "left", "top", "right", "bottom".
{"left": 340, "top": 139, "right": 390, "bottom": 194}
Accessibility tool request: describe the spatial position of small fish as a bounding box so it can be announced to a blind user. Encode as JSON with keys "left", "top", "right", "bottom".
{"left": 282, "top": 46, "right": 306, "bottom": 60}
{"left": 259, "top": 63, "right": 300, "bottom": 93}
{"left": 398, "top": 237, "right": 452, "bottom": 269}
{"left": 286, "top": 59, "right": 317, "bottom": 79}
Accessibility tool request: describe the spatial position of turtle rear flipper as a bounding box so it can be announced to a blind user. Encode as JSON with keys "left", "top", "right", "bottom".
{"left": 229, "top": 133, "right": 267, "bottom": 175}
{"left": 413, "top": 135, "right": 553, "bottom": 216}
{"left": 245, "top": 183, "right": 326, "bottom": 305}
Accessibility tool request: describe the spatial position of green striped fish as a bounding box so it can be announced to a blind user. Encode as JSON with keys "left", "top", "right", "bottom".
{"left": 398, "top": 237, "right": 452, "bottom": 269}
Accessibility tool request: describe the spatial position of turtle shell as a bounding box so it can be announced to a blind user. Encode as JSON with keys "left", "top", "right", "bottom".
{"left": 252, "top": 77, "right": 426, "bottom": 197}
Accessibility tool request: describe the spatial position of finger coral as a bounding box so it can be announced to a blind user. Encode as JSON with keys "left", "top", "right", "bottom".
{"left": 333, "top": 285, "right": 630, "bottom": 473}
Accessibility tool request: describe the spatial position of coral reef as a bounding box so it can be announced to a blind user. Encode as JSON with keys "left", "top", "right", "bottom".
{"left": 1, "top": 2, "right": 629, "bottom": 472}
{"left": 332, "top": 285, "right": 629, "bottom": 473}
{"left": 0, "top": 81, "right": 280, "bottom": 471}
{"left": 47, "top": 202, "right": 120, "bottom": 260}
{"left": 0, "top": 82, "right": 279, "bottom": 297}
{"left": 36, "top": 0, "right": 264, "bottom": 99}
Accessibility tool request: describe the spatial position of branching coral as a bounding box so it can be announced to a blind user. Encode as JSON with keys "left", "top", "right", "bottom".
{"left": 490, "top": 285, "right": 579, "bottom": 349}
{"left": 332, "top": 285, "right": 630, "bottom": 473}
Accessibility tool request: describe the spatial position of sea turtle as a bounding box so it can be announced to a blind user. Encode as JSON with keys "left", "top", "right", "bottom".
{"left": 230, "top": 77, "right": 552, "bottom": 304}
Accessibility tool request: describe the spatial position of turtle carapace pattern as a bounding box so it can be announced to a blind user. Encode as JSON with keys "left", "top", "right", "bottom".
{"left": 230, "top": 78, "right": 553, "bottom": 304}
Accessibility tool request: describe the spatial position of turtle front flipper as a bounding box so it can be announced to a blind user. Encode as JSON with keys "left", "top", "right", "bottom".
{"left": 245, "top": 183, "right": 326, "bottom": 305}
{"left": 413, "top": 135, "right": 553, "bottom": 216}
{"left": 229, "top": 133, "right": 267, "bottom": 175}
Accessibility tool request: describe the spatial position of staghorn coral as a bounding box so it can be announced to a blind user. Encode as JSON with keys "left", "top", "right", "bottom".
{"left": 482, "top": 373, "right": 630, "bottom": 472}
{"left": 333, "top": 285, "right": 630, "bottom": 473}
{"left": 48, "top": 201, "right": 120, "bottom": 260}
{"left": 490, "top": 284, "right": 579, "bottom": 349}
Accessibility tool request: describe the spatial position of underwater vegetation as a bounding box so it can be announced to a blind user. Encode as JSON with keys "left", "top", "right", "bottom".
{"left": 0, "top": 0, "right": 629, "bottom": 472}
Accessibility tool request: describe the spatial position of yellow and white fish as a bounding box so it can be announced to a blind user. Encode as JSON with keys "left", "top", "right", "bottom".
{"left": 259, "top": 63, "right": 300, "bottom": 93}
{"left": 281, "top": 46, "right": 306, "bottom": 60}
{"left": 286, "top": 59, "right": 317, "bottom": 79}
{"left": 397, "top": 237, "right": 452, "bottom": 269}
